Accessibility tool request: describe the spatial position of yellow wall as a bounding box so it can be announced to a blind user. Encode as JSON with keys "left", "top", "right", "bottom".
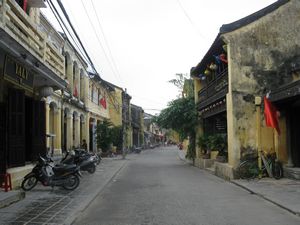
{"left": 109, "top": 88, "right": 123, "bottom": 127}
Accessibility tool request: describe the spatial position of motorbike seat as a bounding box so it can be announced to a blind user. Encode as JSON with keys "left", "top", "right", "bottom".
{"left": 53, "top": 164, "right": 77, "bottom": 172}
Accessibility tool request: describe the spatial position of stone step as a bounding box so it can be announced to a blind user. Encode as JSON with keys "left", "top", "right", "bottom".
{"left": 0, "top": 191, "right": 25, "bottom": 209}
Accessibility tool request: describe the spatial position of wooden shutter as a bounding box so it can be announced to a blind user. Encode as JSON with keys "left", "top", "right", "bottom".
{"left": 0, "top": 103, "right": 7, "bottom": 173}
{"left": 8, "top": 89, "right": 25, "bottom": 167}
{"left": 31, "top": 100, "right": 46, "bottom": 160}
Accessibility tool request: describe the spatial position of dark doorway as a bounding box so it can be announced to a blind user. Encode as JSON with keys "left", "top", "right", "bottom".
{"left": 8, "top": 89, "right": 25, "bottom": 167}
{"left": 291, "top": 106, "right": 300, "bottom": 167}
{"left": 0, "top": 103, "right": 7, "bottom": 173}
{"left": 89, "top": 122, "right": 93, "bottom": 152}
{"left": 25, "top": 97, "right": 33, "bottom": 161}
{"left": 31, "top": 100, "right": 46, "bottom": 160}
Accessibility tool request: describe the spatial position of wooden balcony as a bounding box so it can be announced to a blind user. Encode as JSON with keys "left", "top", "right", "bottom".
{"left": 0, "top": 0, "right": 65, "bottom": 78}
{"left": 198, "top": 68, "right": 228, "bottom": 110}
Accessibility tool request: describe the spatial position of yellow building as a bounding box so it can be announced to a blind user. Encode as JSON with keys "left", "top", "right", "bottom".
{"left": 191, "top": 0, "right": 300, "bottom": 180}
{"left": 0, "top": 1, "right": 67, "bottom": 188}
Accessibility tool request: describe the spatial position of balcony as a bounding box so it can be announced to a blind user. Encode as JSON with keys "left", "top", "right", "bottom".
{"left": 0, "top": 0, "right": 65, "bottom": 79}
{"left": 198, "top": 68, "right": 228, "bottom": 110}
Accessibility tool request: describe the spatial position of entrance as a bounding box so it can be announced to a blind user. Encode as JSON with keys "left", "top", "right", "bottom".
{"left": 7, "top": 89, "right": 46, "bottom": 167}
{"left": 291, "top": 105, "right": 300, "bottom": 167}
{"left": 0, "top": 103, "right": 6, "bottom": 173}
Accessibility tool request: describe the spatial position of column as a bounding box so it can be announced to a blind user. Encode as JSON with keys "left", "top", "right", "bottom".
{"left": 85, "top": 114, "right": 90, "bottom": 151}
{"left": 74, "top": 114, "right": 80, "bottom": 147}
{"left": 76, "top": 68, "right": 80, "bottom": 101}
{"left": 67, "top": 61, "right": 73, "bottom": 94}
{"left": 45, "top": 102, "right": 50, "bottom": 148}
{"left": 66, "top": 112, "right": 73, "bottom": 150}
{"left": 54, "top": 107, "right": 62, "bottom": 153}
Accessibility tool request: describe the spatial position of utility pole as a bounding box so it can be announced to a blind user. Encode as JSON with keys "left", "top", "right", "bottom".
{"left": 122, "top": 89, "right": 127, "bottom": 159}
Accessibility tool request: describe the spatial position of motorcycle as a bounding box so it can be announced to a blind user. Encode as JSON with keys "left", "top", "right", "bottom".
{"left": 61, "top": 149, "right": 98, "bottom": 174}
{"left": 21, "top": 155, "right": 81, "bottom": 191}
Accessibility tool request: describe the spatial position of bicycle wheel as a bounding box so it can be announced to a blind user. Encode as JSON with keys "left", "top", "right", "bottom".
{"left": 272, "top": 161, "right": 283, "bottom": 179}
{"left": 237, "top": 160, "right": 259, "bottom": 179}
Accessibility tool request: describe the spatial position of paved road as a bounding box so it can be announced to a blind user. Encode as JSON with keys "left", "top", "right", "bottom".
{"left": 74, "top": 146, "right": 300, "bottom": 225}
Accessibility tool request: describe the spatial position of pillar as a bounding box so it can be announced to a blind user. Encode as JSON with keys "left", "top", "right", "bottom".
{"left": 76, "top": 68, "right": 80, "bottom": 101}
{"left": 45, "top": 102, "right": 50, "bottom": 148}
{"left": 54, "top": 107, "right": 62, "bottom": 152}
{"left": 85, "top": 114, "right": 90, "bottom": 151}
{"left": 66, "top": 112, "right": 73, "bottom": 150}
{"left": 74, "top": 114, "right": 80, "bottom": 147}
{"left": 67, "top": 60, "right": 74, "bottom": 95}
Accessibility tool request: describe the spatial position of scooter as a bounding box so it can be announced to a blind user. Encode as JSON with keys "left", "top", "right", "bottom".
{"left": 61, "top": 149, "right": 97, "bottom": 174}
{"left": 21, "top": 155, "right": 81, "bottom": 191}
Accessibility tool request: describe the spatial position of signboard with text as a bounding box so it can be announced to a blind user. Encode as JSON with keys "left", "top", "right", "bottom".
{"left": 4, "top": 55, "right": 34, "bottom": 91}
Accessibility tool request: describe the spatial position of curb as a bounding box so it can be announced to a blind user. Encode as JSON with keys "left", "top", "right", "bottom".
{"left": 67, "top": 158, "right": 128, "bottom": 225}
{"left": 0, "top": 191, "right": 25, "bottom": 209}
{"left": 230, "top": 180, "right": 300, "bottom": 217}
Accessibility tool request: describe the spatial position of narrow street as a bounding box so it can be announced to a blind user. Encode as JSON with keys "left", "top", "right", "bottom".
{"left": 74, "top": 146, "right": 300, "bottom": 225}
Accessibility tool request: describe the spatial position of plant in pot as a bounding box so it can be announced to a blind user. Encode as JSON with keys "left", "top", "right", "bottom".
{"left": 212, "top": 134, "right": 227, "bottom": 162}
{"left": 197, "top": 135, "right": 210, "bottom": 159}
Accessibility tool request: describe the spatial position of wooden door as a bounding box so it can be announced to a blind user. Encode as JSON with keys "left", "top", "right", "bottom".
{"left": 8, "top": 89, "right": 25, "bottom": 167}
{"left": 31, "top": 100, "right": 46, "bottom": 160}
{"left": 0, "top": 103, "right": 6, "bottom": 173}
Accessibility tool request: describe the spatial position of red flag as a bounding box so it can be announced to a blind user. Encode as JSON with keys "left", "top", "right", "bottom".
{"left": 264, "top": 96, "right": 280, "bottom": 135}
{"left": 73, "top": 85, "right": 78, "bottom": 97}
{"left": 100, "top": 97, "right": 107, "bottom": 109}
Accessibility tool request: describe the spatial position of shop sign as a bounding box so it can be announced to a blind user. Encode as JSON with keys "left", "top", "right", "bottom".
{"left": 4, "top": 55, "right": 34, "bottom": 91}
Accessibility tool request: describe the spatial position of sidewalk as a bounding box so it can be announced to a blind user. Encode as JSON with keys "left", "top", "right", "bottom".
{"left": 231, "top": 178, "right": 300, "bottom": 216}
{"left": 177, "top": 150, "right": 300, "bottom": 216}
{"left": 0, "top": 156, "right": 129, "bottom": 225}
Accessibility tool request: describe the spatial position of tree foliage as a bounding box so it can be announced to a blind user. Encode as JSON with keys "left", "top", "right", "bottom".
{"left": 154, "top": 96, "right": 197, "bottom": 141}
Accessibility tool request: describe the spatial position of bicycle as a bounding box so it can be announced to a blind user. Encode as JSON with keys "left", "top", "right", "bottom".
{"left": 237, "top": 151, "right": 283, "bottom": 180}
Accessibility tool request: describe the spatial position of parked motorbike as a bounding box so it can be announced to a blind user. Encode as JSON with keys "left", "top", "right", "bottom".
{"left": 61, "top": 149, "right": 98, "bottom": 174}
{"left": 21, "top": 155, "right": 81, "bottom": 191}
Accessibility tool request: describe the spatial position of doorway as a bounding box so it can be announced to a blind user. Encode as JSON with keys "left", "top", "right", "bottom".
{"left": 291, "top": 106, "right": 300, "bottom": 167}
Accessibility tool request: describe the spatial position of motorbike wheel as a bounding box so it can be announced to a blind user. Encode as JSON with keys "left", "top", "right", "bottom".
{"left": 272, "top": 161, "right": 283, "bottom": 179}
{"left": 21, "top": 174, "right": 38, "bottom": 191}
{"left": 62, "top": 175, "right": 80, "bottom": 190}
{"left": 87, "top": 165, "right": 96, "bottom": 174}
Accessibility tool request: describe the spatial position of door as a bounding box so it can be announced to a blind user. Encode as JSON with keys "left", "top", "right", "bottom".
{"left": 8, "top": 89, "right": 25, "bottom": 167}
{"left": 291, "top": 106, "right": 300, "bottom": 167}
{"left": 31, "top": 100, "right": 46, "bottom": 160}
{"left": 0, "top": 103, "right": 6, "bottom": 173}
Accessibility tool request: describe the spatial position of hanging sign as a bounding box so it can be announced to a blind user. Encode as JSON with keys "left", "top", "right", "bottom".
{"left": 4, "top": 55, "right": 34, "bottom": 91}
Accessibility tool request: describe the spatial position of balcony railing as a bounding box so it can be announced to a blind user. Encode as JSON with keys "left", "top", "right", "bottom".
{"left": 198, "top": 68, "right": 228, "bottom": 109}
{"left": 0, "top": 0, "right": 64, "bottom": 78}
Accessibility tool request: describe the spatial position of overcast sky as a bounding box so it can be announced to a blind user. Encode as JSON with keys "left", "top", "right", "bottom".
{"left": 42, "top": 0, "right": 276, "bottom": 115}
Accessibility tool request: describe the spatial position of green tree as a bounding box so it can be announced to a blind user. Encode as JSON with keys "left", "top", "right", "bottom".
{"left": 110, "top": 126, "right": 122, "bottom": 151}
{"left": 154, "top": 96, "right": 197, "bottom": 160}
{"left": 96, "top": 119, "right": 113, "bottom": 152}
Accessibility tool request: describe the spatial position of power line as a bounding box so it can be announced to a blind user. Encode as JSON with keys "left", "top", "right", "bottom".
{"left": 80, "top": 0, "right": 120, "bottom": 81}
{"left": 55, "top": 0, "right": 99, "bottom": 76}
{"left": 46, "top": 0, "right": 90, "bottom": 64}
{"left": 176, "top": 0, "right": 207, "bottom": 40}
{"left": 90, "top": 0, "right": 123, "bottom": 82}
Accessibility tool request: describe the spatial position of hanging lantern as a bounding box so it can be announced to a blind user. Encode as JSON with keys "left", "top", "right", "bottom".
{"left": 39, "top": 86, "right": 53, "bottom": 98}
{"left": 209, "top": 63, "right": 217, "bottom": 71}
{"left": 220, "top": 54, "right": 228, "bottom": 64}
{"left": 204, "top": 68, "right": 211, "bottom": 76}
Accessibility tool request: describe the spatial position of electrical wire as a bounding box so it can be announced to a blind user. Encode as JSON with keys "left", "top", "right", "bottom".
{"left": 176, "top": 0, "right": 207, "bottom": 40}
{"left": 46, "top": 0, "right": 90, "bottom": 65}
{"left": 80, "top": 0, "right": 120, "bottom": 81}
{"left": 55, "top": 0, "right": 99, "bottom": 76}
{"left": 90, "top": 0, "right": 123, "bottom": 82}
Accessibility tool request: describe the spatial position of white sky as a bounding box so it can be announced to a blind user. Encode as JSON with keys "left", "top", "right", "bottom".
{"left": 42, "top": 0, "right": 276, "bottom": 114}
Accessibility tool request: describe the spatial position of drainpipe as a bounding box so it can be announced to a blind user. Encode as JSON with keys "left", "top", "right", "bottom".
{"left": 255, "top": 96, "right": 262, "bottom": 178}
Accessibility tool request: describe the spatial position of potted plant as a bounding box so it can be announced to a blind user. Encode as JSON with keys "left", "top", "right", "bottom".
{"left": 211, "top": 134, "right": 227, "bottom": 162}
{"left": 197, "top": 135, "right": 210, "bottom": 159}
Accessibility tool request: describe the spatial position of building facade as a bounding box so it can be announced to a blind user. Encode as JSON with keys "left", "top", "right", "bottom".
{"left": 191, "top": 0, "right": 300, "bottom": 179}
